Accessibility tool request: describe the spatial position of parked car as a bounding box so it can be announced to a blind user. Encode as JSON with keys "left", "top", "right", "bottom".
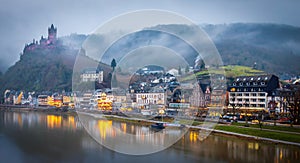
{"left": 278, "top": 117, "right": 291, "bottom": 124}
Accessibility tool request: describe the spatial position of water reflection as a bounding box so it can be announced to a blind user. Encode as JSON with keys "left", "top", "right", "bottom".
{"left": 47, "top": 115, "right": 62, "bottom": 129}
{"left": 3, "top": 111, "right": 81, "bottom": 131}
{"left": 0, "top": 111, "right": 300, "bottom": 163}
{"left": 97, "top": 120, "right": 114, "bottom": 140}
{"left": 79, "top": 113, "right": 187, "bottom": 155}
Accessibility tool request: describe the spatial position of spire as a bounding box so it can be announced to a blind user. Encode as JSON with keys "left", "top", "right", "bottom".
{"left": 48, "top": 24, "right": 57, "bottom": 43}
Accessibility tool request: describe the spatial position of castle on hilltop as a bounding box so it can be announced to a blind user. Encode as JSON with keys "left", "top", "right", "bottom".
{"left": 23, "top": 24, "right": 59, "bottom": 53}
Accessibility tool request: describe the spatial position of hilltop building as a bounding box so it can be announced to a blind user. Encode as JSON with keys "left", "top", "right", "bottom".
{"left": 80, "top": 68, "right": 104, "bottom": 83}
{"left": 23, "top": 24, "right": 59, "bottom": 53}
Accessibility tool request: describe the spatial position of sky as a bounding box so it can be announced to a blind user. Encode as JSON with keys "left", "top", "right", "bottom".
{"left": 0, "top": 0, "right": 300, "bottom": 72}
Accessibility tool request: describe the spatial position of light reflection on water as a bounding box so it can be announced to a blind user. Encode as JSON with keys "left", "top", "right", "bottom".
{"left": 78, "top": 113, "right": 188, "bottom": 155}
{"left": 0, "top": 111, "right": 299, "bottom": 163}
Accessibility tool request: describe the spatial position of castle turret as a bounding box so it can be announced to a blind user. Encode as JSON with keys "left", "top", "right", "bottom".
{"left": 40, "top": 35, "right": 47, "bottom": 46}
{"left": 47, "top": 24, "right": 57, "bottom": 44}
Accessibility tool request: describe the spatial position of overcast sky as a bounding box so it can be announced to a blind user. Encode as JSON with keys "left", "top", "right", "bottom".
{"left": 0, "top": 0, "right": 299, "bottom": 72}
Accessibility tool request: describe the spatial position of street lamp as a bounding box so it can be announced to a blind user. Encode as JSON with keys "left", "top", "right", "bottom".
{"left": 159, "top": 109, "right": 165, "bottom": 122}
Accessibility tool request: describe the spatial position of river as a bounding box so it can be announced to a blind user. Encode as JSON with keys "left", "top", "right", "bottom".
{"left": 0, "top": 111, "right": 299, "bottom": 163}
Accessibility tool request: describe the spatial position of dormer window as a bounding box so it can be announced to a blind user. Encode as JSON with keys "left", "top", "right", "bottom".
{"left": 258, "top": 77, "right": 261, "bottom": 80}
{"left": 251, "top": 77, "right": 254, "bottom": 81}
{"left": 237, "top": 78, "right": 240, "bottom": 81}
{"left": 265, "top": 77, "right": 268, "bottom": 80}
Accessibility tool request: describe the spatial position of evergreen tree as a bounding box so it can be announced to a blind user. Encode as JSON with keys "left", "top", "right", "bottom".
{"left": 111, "top": 58, "right": 117, "bottom": 71}
{"left": 185, "top": 65, "right": 189, "bottom": 73}
{"left": 178, "top": 66, "right": 182, "bottom": 75}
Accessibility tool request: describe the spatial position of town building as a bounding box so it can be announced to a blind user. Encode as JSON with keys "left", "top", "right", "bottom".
{"left": 189, "top": 83, "right": 211, "bottom": 108}
{"left": 80, "top": 68, "right": 103, "bottom": 83}
{"left": 136, "top": 87, "right": 165, "bottom": 109}
{"left": 228, "top": 74, "right": 280, "bottom": 111}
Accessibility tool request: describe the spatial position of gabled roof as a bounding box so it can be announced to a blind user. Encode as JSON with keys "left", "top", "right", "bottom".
{"left": 231, "top": 74, "right": 278, "bottom": 87}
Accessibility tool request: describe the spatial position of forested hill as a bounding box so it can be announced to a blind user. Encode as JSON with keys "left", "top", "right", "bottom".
{"left": 1, "top": 23, "right": 299, "bottom": 95}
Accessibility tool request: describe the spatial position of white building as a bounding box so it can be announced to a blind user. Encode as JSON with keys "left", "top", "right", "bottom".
{"left": 80, "top": 68, "right": 103, "bottom": 83}
{"left": 167, "top": 68, "right": 179, "bottom": 76}
{"left": 136, "top": 92, "right": 165, "bottom": 108}
{"left": 228, "top": 75, "right": 280, "bottom": 111}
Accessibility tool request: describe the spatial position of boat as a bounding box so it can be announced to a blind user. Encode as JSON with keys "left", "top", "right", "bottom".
{"left": 150, "top": 123, "right": 165, "bottom": 130}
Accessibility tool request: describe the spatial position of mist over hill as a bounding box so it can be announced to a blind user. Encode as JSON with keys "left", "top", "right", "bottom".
{"left": 74, "top": 23, "right": 300, "bottom": 76}
{"left": 1, "top": 23, "right": 299, "bottom": 96}
{"left": 202, "top": 23, "right": 300, "bottom": 76}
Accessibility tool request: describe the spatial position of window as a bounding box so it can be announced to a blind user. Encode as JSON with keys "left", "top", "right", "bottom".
{"left": 259, "top": 99, "right": 265, "bottom": 102}
{"left": 239, "top": 83, "right": 243, "bottom": 86}
{"left": 246, "top": 82, "right": 250, "bottom": 86}
{"left": 233, "top": 83, "right": 236, "bottom": 86}
{"left": 261, "top": 82, "right": 265, "bottom": 85}
{"left": 253, "top": 82, "right": 257, "bottom": 86}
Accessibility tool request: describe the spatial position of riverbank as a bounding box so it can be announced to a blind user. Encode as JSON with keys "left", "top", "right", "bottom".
{"left": 214, "top": 125, "right": 300, "bottom": 146}
{"left": 0, "top": 105, "right": 77, "bottom": 116}
{"left": 77, "top": 111, "right": 300, "bottom": 147}
{"left": 1, "top": 106, "right": 300, "bottom": 147}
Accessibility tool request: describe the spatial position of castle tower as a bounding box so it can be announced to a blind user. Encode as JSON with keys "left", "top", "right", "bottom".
{"left": 47, "top": 24, "right": 57, "bottom": 44}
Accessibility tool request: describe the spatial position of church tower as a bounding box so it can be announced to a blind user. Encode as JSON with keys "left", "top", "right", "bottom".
{"left": 47, "top": 24, "right": 57, "bottom": 44}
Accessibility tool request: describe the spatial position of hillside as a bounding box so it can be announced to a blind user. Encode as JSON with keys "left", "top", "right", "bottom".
{"left": 0, "top": 43, "right": 112, "bottom": 96}
{"left": 1, "top": 23, "right": 299, "bottom": 97}
{"left": 182, "top": 65, "right": 265, "bottom": 83}
{"left": 202, "top": 23, "right": 300, "bottom": 76}
{"left": 89, "top": 23, "right": 300, "bottom": 77}
{"left": 1, "top": 46, "right": 75, "bottom": 92}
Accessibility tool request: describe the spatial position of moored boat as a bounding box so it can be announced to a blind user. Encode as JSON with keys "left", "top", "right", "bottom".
{"left": 150, "top": 123, "right": 165, "bottom": 130}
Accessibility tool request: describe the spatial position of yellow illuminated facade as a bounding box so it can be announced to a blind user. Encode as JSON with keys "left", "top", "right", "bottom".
{"left": 97, "top": 93, "right": 112, "bottom": 110}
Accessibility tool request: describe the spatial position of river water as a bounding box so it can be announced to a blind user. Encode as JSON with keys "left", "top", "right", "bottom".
{"left": 0, "top": 111, "right": 299, "bottom": 163}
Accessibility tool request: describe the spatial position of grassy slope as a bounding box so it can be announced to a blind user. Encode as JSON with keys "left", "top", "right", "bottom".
{"left": 215, "top": 125, "right": 300, "bottom": 143}
{"left": 182, "top": 65, "right": 265, "bottom": 82}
